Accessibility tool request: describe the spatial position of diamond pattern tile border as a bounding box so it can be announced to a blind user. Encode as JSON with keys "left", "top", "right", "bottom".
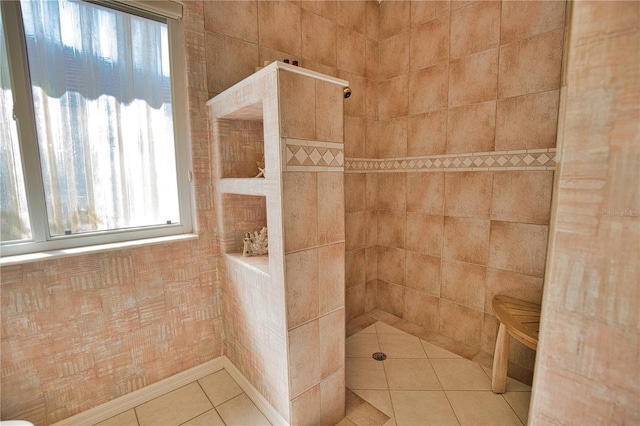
{"left": 345, "top": 148, "right": 556, "bottom": 173}
{"left": 284, "top": 138, "right": 345, "bottom": 172}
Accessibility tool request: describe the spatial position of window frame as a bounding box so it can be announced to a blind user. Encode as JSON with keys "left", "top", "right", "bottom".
{"left": 0, "top": 0, "right": 194, "bottom": 258}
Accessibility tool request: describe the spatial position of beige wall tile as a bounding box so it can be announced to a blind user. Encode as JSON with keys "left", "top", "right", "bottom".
{"left": 481, "top": 312, "right": 499, "bottom": 354}
{"left": 438, "top": 300, "right": 483, "bottom": 348}
{"left": 365, "top": 210, "right": 377, "bottom": 247}
{"left": 441, "top": 260, "right": 486, "bottom": 311}
{"left": 488, "top": 221, "right": 549, "bottom": 277}
{"left": 204, "top": 1, "right": 258, "bottom": 42}
{"left": 280, "top": 72, "right": 316, "bottom": 139}
{"left": 365, "top": 118, "right": 379, "bottom": 157}
{"left": 380, "top": 32, "right": 410, "bottom": 79}
{"left": 498, "top": 29, "right": 564, "bottom": 99}
{"left": 444, "top": 171, "right": 492, "bottom": 219}
{"left": 302, "top": 0, "right": 336, "bottom": 21}
{"left": 302, "top": 60, "right": 338, "bottom": 77}
{"left": 407, "top": 110, "right": 448, "bottom": 156}
{"left": 484, "top": 268, "right": 543, "bottom": 313}
{"left": 301, "top": 9, "right": 337, "bottom": 67}
{"left": 405, "top": 250, "right": 441, "bottom": 296}
{"left": 290, "top": 385, "right": 321, "bottom": 426}
{"left": 365, "top": 280, "right": 377, "bottom": 312}
{"left": 316, "top": 81, "right": 344, "bottom": 143}
{"left": 365, "top": 247, "right": 377, "bottom": 282}
{"left": 317, "top": 172, "right": 345, "bottom": 245}
{"left": 319, "top": 243, "right": 346, "bottom": 315}
{"left": 345, "top": 211, "right": 365, "bottom": 251}
{"left": 406, "top": 172, "right": 444, "bottom": 215}
{"left": 451, "top": 0, "right": 473, "bottom": 11}
{"left": 365, "top": 173, "right": 378, "bottom": 210}
{"left": 443, "top": 217, "right": 490, "bottom": 265}
{"left": 346, "top": 249, "right": 366, "bottom": 289}
{"left": 501, "top": 1, "right": 566, "bottom": 45}
{"left": 404, "top": 288, "right": 440, "bottom": 331}
{"left": 340, "top": 71, "right": 367, "bottom": 118}
{"left": 377, "top": 246, "right": 406, "bottom": 286}
{"left": 377, "top": 173, "right": 406, "bottom": 211}
{"left": 258, "top": 1, "right": 301, "bottom": 55}
{"left": 285, "top": 249, "right": 319, "bottom": 329}
{"left": 409, "top": 63, "right": 449, "bottom": 114}
{"left": 446, "top": 101, "right": 496, "bottom": 154}
{"left": 376, "top": 280, "right": 405, "bottom": 317}
{"left": 495, "top": 90, "right": 560, "bottom": 150}
{"left": 337, "top": 1, "right": 367, "bottom": 35}
{"left": 377, "top": 117, "right": 408, "bottom": 158}
{"left": 346, "top": 285, "right": 366, "bottom": 320}
{"left": 258, "top": 45, "right": 301, "bottom": 71}
{"left": 320, "top": 369, "right": 346, "bottom": 426}
{"left": 405, "top": 212, "right": 443, "bottom": 257}
{"left": 337, "top": 26, "right": 366, "bottom": 76}
{"left": 344, "top": 115, "right": 366, "bottom": 158}
{"left": 320, "top": 309, "right": 346, "bottom": 379}
{"left": 491, "top": 171, "right": 554, "bottom": 224}
{"left": 379, "top": 75, "right": 409, "bottom": 120}
{"left": 366, "top": 39, "right": 379, "bottom": 81}
{"left": 366, "top": 0, "right": 379, "bottom": 40}
{"left": 283, "top": 173, "right": 318, "bottom": 252}
{"left": 450, "top": 1, "right": 500, "bottom": 59}
{"left": 449, "top": 48, "right": 498, "bottom": 107}
{"left": 289, "top": 320, "right": 321, "bottom": 399}
{"left": 379, "top": 1, "right": 410, "bottom": 40}
{"left": 366, "top": 79, "right": 378, "bottom": 122}
{"left": 377, "top": 210, "right": 406, "bottom": 249}
{"left": 345, "top": 173, "right": 366, "bottom": 212}
{"left": 205, "top": 32, "right": 259, "bottom": 94}
{"left": 410, "top": 16, "right": 450, "bottom": 70}
{"left": 411, "top": 0, "right": 451, "bottom": 26}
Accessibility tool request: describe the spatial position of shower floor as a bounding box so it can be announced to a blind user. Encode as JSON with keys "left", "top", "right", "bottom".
{"left": 92, "top": 310, "right": 531, "bottom": 426}
{"left": 339, "top": 311, "right": 531, "bottom": 425}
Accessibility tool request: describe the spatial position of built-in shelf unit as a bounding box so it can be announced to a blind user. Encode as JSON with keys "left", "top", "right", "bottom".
{"left": 208, "top": 61, "right": 348, "bottom": 425}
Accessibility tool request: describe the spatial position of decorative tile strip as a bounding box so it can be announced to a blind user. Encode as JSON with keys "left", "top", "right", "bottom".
{"left": 345, "top": 148, "right": 556, "bottom": 173}
{"left": 283, "top": 138, "right": 345, "bottom": 172}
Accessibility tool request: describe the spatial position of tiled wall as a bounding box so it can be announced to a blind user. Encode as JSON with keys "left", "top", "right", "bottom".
{"left": 530, "top": 2, "right": 639, "bottom": 423}
{"left": 344, "top": 0, "right": 567, "bottom": 379}
{"left": 0, "top": 2, "right": 223, "bottom": 424}
{"left": 280, "top": 71, "right": 346, "bottom": 426}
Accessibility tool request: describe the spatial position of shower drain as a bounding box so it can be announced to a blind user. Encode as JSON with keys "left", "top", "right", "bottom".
{"left": 372, "top": 352, "right": 387, "bottom": 361}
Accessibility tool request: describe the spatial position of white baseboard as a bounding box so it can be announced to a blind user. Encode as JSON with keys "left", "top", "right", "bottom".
{"left": 222, "top": 358, "right": 288, "bottom": 426}
{"left": 52, "top": 356, "right": 287, "bottom": 426}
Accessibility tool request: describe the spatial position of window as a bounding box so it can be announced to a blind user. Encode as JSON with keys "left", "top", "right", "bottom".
{"left": 1, "top": 0, "right": 192, "bottom": 257}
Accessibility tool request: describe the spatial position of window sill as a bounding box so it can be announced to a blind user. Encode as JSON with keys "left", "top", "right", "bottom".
{"left": 0, "top": 233, "right": 199, "bottom": 267}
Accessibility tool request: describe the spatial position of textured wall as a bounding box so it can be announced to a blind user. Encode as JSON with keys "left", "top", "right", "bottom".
{"left": 345, "top": 0, "right": 567, "bottom": 379}
{"left": 0, "top": 2, "right": 223, "bottom": 424}
{"left": 529, "top": 1, "right": 639, "bottom": 424}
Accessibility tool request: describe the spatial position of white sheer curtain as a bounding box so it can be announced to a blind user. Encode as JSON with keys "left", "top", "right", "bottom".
{"left": 19, "top": 0, "right": 180, "bottom": 236}
{"left": 0, "top": 8, "right": 32, "bottom": 242}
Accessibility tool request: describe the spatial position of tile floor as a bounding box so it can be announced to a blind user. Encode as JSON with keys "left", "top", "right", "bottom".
{"left": 93, "top": 369, "right": 271, "bottom": 426}
{"left": 93, "top": 319, "right": 531, "bottom": 426}
{"left": 341, "top": 321, "right": 531, "bottom": 426}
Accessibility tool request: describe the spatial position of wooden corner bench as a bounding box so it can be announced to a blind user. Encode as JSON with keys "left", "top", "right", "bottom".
{"left": 491, "top": 295, "right": 542, "bottom": 393}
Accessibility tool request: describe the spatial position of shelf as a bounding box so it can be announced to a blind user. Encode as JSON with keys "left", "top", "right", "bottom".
{"left": 218, "top": 178, "right": 271, "bottom": 196}
{"left": 225, "top": 252, "right": 269, "bottom": 276}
